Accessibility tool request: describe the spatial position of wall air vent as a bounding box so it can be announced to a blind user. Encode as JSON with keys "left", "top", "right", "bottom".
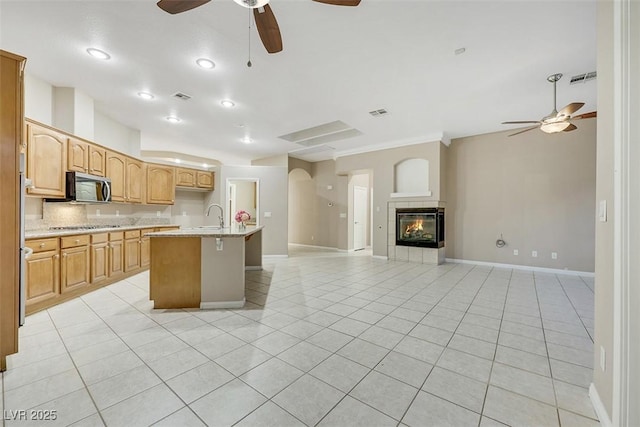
{"left": 369, "top": 108, "right": 389, "bottom": 117}
{"left": 570, "top": 71, "right": 597, "bottom": 85}
{"left": 173, "top": 92, "right": 192, "bottom": 100}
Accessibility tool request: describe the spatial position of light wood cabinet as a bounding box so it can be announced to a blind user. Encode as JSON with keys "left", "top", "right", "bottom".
{"left": 140, "top": 229, "right": 153, "bottom": 268}
{"left": 67, "top": 137, "right": 89, "bottom": 173}
{"left": 147, "top": 164, "right": 175, "bottom": 205}
{"left": 89, "top": 145, "right": 106, "bottom": 176}
{"left": 108, "top": 232, "right": 125, "bottom": 278}
{"left": 106, "top": 151, "right": 126, "bottom": 202}
{"left": 176, "top": 168, "right": 196, "bottom": 187}
{"left": 60, "top": 235, "right": 90, "bottom": 293}
{"left": 91, "top": 233, "right": 108, "bottom": 284}
{"left": 126, "top": 157, "right": 143, "bottom": 203}
{"left": 1, "top": 50, "right": 25, "bottom": 370}
{"left": 26, "top": 122, "right": 66, "bottom": 197}
{"left": 25, "top": 238, "right": 60, "bottom": 307}
{"left": 197, "top": 171, "right": 214, "bottom": 189}
{"left": 124, "top": 229, "right": 141, "bottom": 272}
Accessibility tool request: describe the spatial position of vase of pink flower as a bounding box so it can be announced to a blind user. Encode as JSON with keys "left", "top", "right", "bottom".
{"left": 235, "top": 210, "right": 251, "bottom": 230}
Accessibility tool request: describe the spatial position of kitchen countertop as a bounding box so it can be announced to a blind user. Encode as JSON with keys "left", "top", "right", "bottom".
{"left": 148, "top": 225, "right": 264, "bottom": 238}
{"left": 25, "top": 224, "right": 180, "bottom": 239}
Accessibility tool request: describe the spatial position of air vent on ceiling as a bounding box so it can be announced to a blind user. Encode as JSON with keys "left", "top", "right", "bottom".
{"left": 173, "top": 92, "right": 192, "bottom": 101}
{"left": 570, "top": 71, "right": 597, "bottom": 85}
{"left": 369, "top": 108, "right": 389, "bottom": 117}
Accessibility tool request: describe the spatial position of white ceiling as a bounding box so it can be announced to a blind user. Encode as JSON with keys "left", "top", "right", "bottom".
{"left": 0, "top": 0, "right": 597, "bottom": 165}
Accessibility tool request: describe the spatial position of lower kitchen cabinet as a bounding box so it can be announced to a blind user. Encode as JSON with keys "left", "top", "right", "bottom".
{"left": 124, "top": 229, "right": 141, "bottom": 272}
{"left": 91, "top": 233, "right": 109, "bottom": 284}
{"left": 109, "top": 232, "right": 125, "bottom": 278}
{"left": 60, "top": 235, "right": 90, "bottom": 293}
{"left": 25, "top": 238, "right": 60, "bottom": 307}
{"left": 140, "top": 230, "right": 151, "bottom": 268}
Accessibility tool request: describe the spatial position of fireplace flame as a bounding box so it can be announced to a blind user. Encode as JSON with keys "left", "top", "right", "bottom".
{"left": 405, "top": 219, "right": 424, "bottom": 235}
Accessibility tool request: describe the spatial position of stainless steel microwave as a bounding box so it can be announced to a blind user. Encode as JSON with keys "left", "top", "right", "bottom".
{"left": 62, "top": 171, "right": 112, "bottom": 203}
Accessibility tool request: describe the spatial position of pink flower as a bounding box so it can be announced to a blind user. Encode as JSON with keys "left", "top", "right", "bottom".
{"left": 235, "top": 210, "right": 251, "bottom": 223}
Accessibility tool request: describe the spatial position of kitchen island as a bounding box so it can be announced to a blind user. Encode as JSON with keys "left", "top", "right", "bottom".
{"left": 148, "top": 225, "right": 263, "bottom": 309}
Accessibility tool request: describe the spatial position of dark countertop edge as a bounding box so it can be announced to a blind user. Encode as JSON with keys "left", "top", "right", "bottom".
{"left": 148, "top": 225, "right": 264, "bottom": 238}
{"left": 25, "top": 224, "right": 181, "bottom": 239}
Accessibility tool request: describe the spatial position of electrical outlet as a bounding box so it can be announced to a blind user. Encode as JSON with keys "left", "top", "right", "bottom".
{"left": 156, "top": 211, "right": 161, "bottom": 217}
{"left": 182, "top": 211, "right": 187, "bottom": 217}
{"left": 311, "top": 235, "right": 314, "bottom": 240}
{"left": 116, "top": 210, "right": 120, "bottom": 217}
{"left": 600, "top": 346, "right": 606, "bottom": 371}
{"left": 552, "top": 252, "right": 558, "bottom": 259}
{"left": 513, "top": 249, "right": 519, "bottom": 256}
{"left": 96, "top": 209, "right": 101, "bottom": 217}
{"left": 532, "top": 250, "right": 538, "bottom": 258}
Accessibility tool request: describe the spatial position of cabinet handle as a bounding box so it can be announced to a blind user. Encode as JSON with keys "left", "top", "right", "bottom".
{"left": 54, "top": 254, "right": 59, "bottom": 259}
{"left": 75, "top": 239, "right": 80, "bottom": 243}
{"left": 39, "top": 243, "right": 45, "bottom": 248}
{"left": 63, "top": 253, "right": 67, "bottom": 258}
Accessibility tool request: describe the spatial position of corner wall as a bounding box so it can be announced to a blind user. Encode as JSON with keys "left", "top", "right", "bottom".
{"left": 445, "top": 121, "right": 596, "bottom": 272}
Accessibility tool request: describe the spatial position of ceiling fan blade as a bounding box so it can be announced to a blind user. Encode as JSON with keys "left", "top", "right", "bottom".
{"left": 254, "top": 4, "right": 283, "bottom": 54}
{"left": 563, "top": 124, "right": 578, "bottom": 132}
{"left": 572, "top": 111, "right": 597, "bottom": 120}
{"left": 157, "top": 0, "right": 210, "bottom": 14}
{"left": 508, "top": 125, "right": 540, "bottom": 137}
{"left": 502, "top": 120, "right": 541, "bottom": 125}
{"left": 312, "top": 0, "right": 362, "bottom": 6}
{"left": 558, "top": 102, "right": 584, "bottom": 117}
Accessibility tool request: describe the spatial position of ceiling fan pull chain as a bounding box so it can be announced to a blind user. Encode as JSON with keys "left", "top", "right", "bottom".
{"left": 247, "top": 9, "right": 253, "bottom": 67}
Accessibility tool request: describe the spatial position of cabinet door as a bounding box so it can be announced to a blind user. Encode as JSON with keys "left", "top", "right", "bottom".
{"left": 140, "top": 236, "right": 150, "bottom": 268}
{"left": 91, "top": 242, "right": 108, "bottom": 284}
{"left": 61, "top": 245, "right": 90, "bottom": 293}
{"left": 109, "top": 239, "right": 124, "bottom": 277}
{"left": 106, "top": 152, "right": 126, "bottom": 202}
{"left": 147, "top": 165, "right": 175, "bottom": 205}
{"left": 89, "top": 145, "right": 106, "bottom": 177}
{"left": 176, "top": 168, "right": 196, "bottom": 187}
{"left": 67, "top": 137, "right": 89, "bottom": 173}
{"left": 126, "top": 158, "right": 143, "bottom": 203}
{"left": 26, "top": 123, "right": 66, "bottom": 197}
{"left": 124, "top": 238, "right": 140, "bottom": 272}
{"left": 196, "top": 171, "right": 214, "bottom": 189}
{"left": 26, "top": 251, "right": 60, "bottom": 306}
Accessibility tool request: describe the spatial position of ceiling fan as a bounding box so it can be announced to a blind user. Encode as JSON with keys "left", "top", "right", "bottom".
{"left": 156, "top": 0, "right": 361, "bottom": 54}
{"left": 502, "top": 73, "right": 597, "bottom": 137}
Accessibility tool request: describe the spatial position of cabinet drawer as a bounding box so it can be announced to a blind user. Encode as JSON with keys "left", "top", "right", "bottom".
{"left": 26, "top": 238, "right": 59, "bottom": 253}
{"left": 125, "top": 229, "right": 141, "bottom": 239}
{"left": 91, "top": 233, "right": 109, "bottom": 244}
{"left": 109, "top": 231, "right": 124, "bottom": 241}
{"left": 61, "top": 235, "right": 90, "bottom": 249}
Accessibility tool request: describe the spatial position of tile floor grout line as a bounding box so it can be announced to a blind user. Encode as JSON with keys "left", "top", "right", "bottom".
{"left": 554, "top": 274, "right": 596, "bottom": 343}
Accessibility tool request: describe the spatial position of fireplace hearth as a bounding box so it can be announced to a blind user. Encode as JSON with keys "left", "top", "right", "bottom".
{"left": 396, "top": 208, "right": 444, "bottom": 248}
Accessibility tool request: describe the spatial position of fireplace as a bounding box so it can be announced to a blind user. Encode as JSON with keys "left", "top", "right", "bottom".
{"left": 396, "top": 208, "right": 445, "bottom": 248}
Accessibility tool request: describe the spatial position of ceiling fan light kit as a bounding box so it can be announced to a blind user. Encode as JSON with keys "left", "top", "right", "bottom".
{"left": 232, "top": 0, "right": 269, "bottom": 8}
{"left": 502, "top": 72, "right": 597, "bottom": 137}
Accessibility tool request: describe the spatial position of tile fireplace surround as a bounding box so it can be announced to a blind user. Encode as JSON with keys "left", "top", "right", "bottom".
{"left": 388, "top": 201, "right": 446, "bottom": 264}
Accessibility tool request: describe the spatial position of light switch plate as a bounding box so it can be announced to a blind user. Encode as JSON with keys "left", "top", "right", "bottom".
{"left": 599, "top": 200, "right": 607, "bottom": 222}
{"left": 264, "top": 212, "right": 272, "bottom": 218}
{"left": 339, "top": 213, "right": 347, "bottom": 218}
{"left": 532, "top": 250, "right": 538, "bottom": 258}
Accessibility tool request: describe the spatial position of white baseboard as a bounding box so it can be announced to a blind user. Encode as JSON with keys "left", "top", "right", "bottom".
{"left": 200, "top": 299, "right": 245, "bottom": 309}
{"left": 372, "top": 255, "right": 389, "bottom": 260}
{"left": 263, "top": 255, "right": 288, "bottom": 259}
{"left": 445, "top": 258, "right": 595, "bottom": 277}
{"left": 245, "top": 266, "right": 263, "bottom": 271}
{"left": 589, "top": 383, "right": 612, "bottom": 427}
{"left": 288, "top": 243, "right": 341, "bottom": 251}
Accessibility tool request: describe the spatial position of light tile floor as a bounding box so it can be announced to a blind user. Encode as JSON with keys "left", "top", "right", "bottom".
{"left": 1, "top": 247, "right": 599, "bottom": 426}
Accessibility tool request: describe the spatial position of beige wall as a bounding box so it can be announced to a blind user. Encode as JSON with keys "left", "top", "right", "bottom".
{"left": 336, "top": 141, "right": 444, "bottom": 257}
{"left": 288, "top": 168, "right": 314, "bottom": 245}
{"left": 592, "top": 0, "right": 615, "bottom": 419}
{"left": 445, "top": 122, "right": 596, "bottom": 272}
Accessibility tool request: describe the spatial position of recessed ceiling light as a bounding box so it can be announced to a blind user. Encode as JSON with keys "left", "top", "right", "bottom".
{"left": 202, "top": 163, "right": 209, "bottom": 168}
{"left": 221, "top": 100, "right": 235, "bottom": 108}
{"left": 196, "top": 58, "right": 216, "bottom": 69}
{"left": 174, "top": 159, "right": 181, "bottom": 164}
{"left": 166, "top": 116, "right": 181, "bottom": 123}
{"left": 137, "top": 92, "right": 154, "bottom": 100}
{"left": 86, "top": 48, "right": 111, "bottom": 60}
{"left": 241, "top": 137, "right": 253, "bottom": 144}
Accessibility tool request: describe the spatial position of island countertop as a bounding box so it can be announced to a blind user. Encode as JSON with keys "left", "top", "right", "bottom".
{"left": 147, "top": 225, "right": 264, "bottom": 238}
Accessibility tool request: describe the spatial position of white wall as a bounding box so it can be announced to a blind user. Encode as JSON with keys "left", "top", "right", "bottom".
{"left": 24, "top": 74, "right": 53, "bottom": 125}
{"left": 94, "top": 111, "right": 140, "bottom": 156}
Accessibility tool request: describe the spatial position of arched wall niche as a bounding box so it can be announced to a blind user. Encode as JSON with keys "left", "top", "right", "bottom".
{"left": 393, "top": 158, "right": 431, "bottom": 197}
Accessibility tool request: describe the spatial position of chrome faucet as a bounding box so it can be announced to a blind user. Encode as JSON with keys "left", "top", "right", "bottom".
{"left": 205, "top": 203, "right": 225, "bottom": 228}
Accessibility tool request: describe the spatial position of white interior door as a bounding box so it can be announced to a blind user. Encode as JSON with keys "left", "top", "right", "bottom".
{"left": 353, "top": 186, "right": 367, "bottom": 250}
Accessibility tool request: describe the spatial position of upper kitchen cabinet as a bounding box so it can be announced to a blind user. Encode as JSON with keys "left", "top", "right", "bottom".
{"left": 25, "top": 121, "right": 66, "bottom": 197}
{"left": 125, "top": 157, "right": 144, "bottom": 203}
{"left": 147, "top": 164, "right": 175, "bottom": 205}
{"left": 197, "top": 171, "right": 214, "bottom": 190}
{"left": 176, "top": 168, "right": 196, "bottom": 187}
{"left": 106, "top": 151, "right": 126, "bottom": 202}
{"left": 69, "top": 137, "right": 106, "bottom": 177}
